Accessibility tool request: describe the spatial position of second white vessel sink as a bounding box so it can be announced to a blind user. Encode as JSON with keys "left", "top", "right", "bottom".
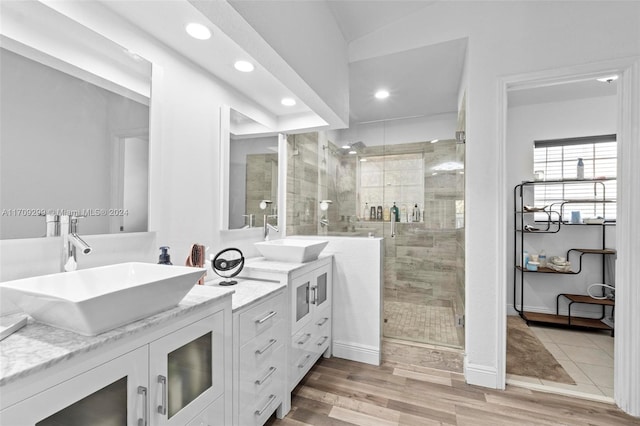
{"left": 0, "top": 262, "right": 205, "bottom": 336}
{"left": 254, "top": 238, "right": 329, "bottom": 263}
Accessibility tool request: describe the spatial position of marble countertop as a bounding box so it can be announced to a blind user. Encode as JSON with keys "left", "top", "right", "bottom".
{"left": 0, "top": 285, "right": 234, "bottom": 387}
{"left": 243, "top": 254, "right": 332, "bottom": 274}
{"left": 206, "top": 278, "right": 286, "bottom": 312}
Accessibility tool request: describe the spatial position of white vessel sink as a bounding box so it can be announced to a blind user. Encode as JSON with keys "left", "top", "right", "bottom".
{"left": 0, "top": 262, "right": 205, "bottom": 336}
{"left": 254, "top": 239, "right": 329, "bottom": 263}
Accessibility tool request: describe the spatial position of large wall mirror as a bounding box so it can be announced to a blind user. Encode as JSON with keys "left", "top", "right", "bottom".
{"left": 0, "top": 1, "right": 151, "bottom": 239}
{"left": 220, "top": 106, "right": 282, "bottom": 231}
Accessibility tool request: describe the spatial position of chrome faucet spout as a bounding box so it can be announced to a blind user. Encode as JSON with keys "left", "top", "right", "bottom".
{"left": 68, "top": 233, "right": 92, "bottom": 255}
{"left": 263, "top": 215, "right": 279, "bottom": 240}
{"left": 61, "top": 215, "right": 92, "bottom": 271}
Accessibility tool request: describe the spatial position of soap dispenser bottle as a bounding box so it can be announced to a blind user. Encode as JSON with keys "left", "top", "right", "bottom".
{"left": 158, "top": 246, "right": 172, "bottom": 265}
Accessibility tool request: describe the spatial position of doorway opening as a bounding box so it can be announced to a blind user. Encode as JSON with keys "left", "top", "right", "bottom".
{"left": 503, "top": 68, "right": 624, "bottom": 401}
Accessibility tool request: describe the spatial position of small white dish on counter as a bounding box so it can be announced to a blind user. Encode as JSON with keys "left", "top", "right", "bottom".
{"left": 0, "top": 262, "right": 205, "bottom": 336}
{"left": 254, "top": 238, "right": 329, "bottom": 263}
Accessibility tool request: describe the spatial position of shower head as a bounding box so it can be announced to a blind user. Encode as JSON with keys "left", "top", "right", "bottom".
{"left": 340, "top": 141, "right": 367, "bottom": 155}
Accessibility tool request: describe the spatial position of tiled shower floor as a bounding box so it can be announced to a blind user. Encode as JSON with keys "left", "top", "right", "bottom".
{"left": 383, "top": 300, "right": 463, "bottom": 348}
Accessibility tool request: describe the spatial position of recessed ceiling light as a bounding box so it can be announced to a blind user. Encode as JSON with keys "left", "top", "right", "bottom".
{"left": 281, "top": 98, "right": 296, "bottom": 106}
{"left": 234, "top": 60, "right": 254, "bottom": 72}
{"left": 430, "top": 139, "right": 439, "bottom": 144}
{"left": 185, "top": 23, "right": 211, "bottom": 40}
{"left": 375, "top": 90, "right": 390, "bottom": 99}
{"left": 360, "top": 158, "right": 367, "bottom": 162}
{"left": 341, "top": 144, "right": 351, "bottom": 149}
{"left": 349, "top": 150, "right": 357, "bottom": 155}
{"left": 597, "top": 75, "right": 618, "bottom": 83}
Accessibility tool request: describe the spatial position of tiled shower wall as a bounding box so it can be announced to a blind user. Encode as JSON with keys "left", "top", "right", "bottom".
{"left": 287, "top": 132, "right": 465, "bottom": 348}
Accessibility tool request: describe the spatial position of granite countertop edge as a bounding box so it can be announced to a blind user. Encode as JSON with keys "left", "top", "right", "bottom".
{"left": 0, "top": 285, "right": 234, "bottom": 387}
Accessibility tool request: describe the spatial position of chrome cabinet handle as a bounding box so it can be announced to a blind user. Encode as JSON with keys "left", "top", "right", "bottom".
{"left": 297, "top": 333, "right": 311, "bottom": 345}
{"left": 298, "top": 354, "right": 312, "bottom": 369}
{"left": 157, "top": 375, "right": 167, "bottom": 415}
{"left": 256, "top": 338, "right": 277, "bottom": 355}
{"left": 255, "top": 366, "right": 277, "bottom": 385}
{"left": 255, "top": 394, "right": 277, "bottom": 416}
{"left": 256, "top": 311, "right": 277, "bottom": 324}
{"left": 310, "top": 286, "right": 317, "bottom": 304}
{"left": 316, "top": 336, "right": 329, "bottom": 346}
{"left": 316, "top": 317, "right": 329, "bottom": 327}
{"left": 137, "top": 386, "right": 148, "bottom": 426}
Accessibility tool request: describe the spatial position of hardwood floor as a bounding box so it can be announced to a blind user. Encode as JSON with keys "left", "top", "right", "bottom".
{"left": 266, "top": 344, "right": 639, "bottom": 426}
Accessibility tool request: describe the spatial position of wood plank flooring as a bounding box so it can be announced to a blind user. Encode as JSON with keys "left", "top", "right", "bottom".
{"left": 266, "top": 343, "right": 639, "bottom": 426}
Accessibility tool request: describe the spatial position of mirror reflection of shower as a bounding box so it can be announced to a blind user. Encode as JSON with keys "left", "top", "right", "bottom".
{"left": 319, "top": 200, "right": 332, "bottom": 228}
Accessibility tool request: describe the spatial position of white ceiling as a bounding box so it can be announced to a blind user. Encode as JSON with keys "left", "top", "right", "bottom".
{"left": 43, "top": 1, "right": 612, "bottom": 131}
{"left": 100, "top": 1, "right": 312, "bottom": 119}
{"left": 326, "top": 1, "right": 437, "bottom": 43}
{"left": 349, "top": 38, "right": 467, "bottom": 123}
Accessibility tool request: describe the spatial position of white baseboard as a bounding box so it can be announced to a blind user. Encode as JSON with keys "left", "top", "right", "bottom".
{"left": 464, "top": 361, "right": 499, "bottom": 389}
{"left": 332, "top": 340, "right": 380, "bottom": 366}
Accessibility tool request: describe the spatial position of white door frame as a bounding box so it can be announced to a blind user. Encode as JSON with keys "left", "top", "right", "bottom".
{"left": 496, "top": 56, "right": 640, "bottom": 416}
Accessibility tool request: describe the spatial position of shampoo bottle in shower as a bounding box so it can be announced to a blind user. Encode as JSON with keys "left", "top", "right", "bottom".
{"left": 383, "top": 204, "right": 390, "bottom": 221}
{"left": 363, "top": 203, "right": 369, "bottom": 221}
{"left": 390, "top": 202, "right": 399, "bottom": 222}
{"left": 377, "top": 205, "right": 383, "bottom": 221}
{"left": 370, "top": 206, "right": 376, "bottom": 221}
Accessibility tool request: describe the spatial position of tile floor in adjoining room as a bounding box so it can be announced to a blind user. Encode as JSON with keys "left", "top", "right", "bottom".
{"left": 507, "top": 324, "right": 614, "bottom": 398}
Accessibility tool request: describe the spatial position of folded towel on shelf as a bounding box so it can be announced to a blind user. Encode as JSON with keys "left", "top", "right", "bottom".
{"left": 185, "top": 243, "right": 206, "bottom": 284}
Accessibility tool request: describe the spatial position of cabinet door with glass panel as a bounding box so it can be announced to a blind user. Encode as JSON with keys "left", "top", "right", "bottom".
{"left": 0, "top": 346, "right": 149, "bottom": 426}
{"left": 149, "top": 310, "right": 226, "bottom": 426}
{"left": 291, "top": 263, "right": 332, "bottom": 335}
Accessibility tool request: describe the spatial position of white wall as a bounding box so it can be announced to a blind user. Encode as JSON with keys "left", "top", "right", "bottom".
{"left": 333, "top": 112, "right": 458, "bottom": 147}
{"left": 348, "top": 0, "right": 640, "bottom": 391}
{"left": 507, "top": 95, "right": 617, "bottom": 316}
{"left": 289, "top": 235, "right": 384, "bottom": 365}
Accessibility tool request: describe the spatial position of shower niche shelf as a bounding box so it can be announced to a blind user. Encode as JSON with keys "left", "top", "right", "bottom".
{"left": 513, "top": 179, "right": 616, "bottom": 335}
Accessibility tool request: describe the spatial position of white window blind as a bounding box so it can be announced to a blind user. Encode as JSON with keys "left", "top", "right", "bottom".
{"left": 533, "top": 135, "right": 617, "bottom": 221}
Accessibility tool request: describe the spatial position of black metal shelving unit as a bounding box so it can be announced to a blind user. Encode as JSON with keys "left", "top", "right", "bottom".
{"left": 513, "top": 179, "right": 616, "bottom": 335}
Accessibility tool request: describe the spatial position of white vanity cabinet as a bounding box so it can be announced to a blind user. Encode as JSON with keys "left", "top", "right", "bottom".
{"left": 289, "top": 262, "right": 332, "bottom": 389}
{"left": 0, "top": 345, "right": 149, "bottom": 425}
{"left": 233, "top": 289, "right": 287, "bottom": 426}
{"left": 149, "top": 310, "right": 227, "bottom": 426}
{"left": 0, "top": 289, "right": 232, "bottom": 426}
{"left": 241, "top": 255, "right": 333, "bottom": 418}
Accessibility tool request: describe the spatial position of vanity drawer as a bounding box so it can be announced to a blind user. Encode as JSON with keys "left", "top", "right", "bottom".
{"left": 240, "top": 379, "right": 282, "bottom": 426}
{"left": 239, "top": 291, "right": 285, "bottom": 346}
{"left": 239, "top": 345, "right": 284, "bottom": 425}
{"left": 240, "top": 327, "right": 284, "bottom": 379}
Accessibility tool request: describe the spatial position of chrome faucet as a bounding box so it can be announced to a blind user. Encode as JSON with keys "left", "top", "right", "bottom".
{"left": 61, "top": 215, "right": 92, "bottom": 271}
{"left": 263, "top": 215, "right": 279, "bottom": 240}
{"left": 320, "top": 216, "right": 329, "bottom": 228}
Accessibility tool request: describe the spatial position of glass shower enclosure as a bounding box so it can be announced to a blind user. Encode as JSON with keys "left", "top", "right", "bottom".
{"left": 286, "top": 121, "right": 465, "bottom": 349}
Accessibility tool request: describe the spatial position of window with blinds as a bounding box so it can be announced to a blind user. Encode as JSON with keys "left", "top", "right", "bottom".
{"left": 533, "top": 134, "right": 617, "bottom": 221}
